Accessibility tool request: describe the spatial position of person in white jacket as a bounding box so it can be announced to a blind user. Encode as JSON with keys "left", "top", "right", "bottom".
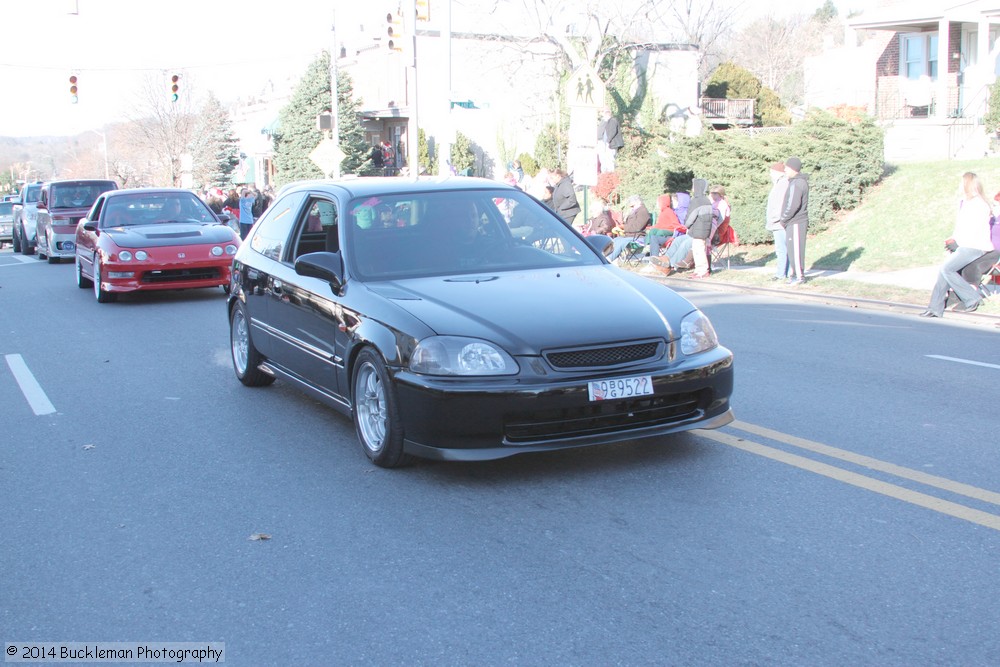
{"left": 921, "top": 172, "right": 995, "bottom": 317}
{"left": 765, "top": 161, "right": 789, "bottom": 281}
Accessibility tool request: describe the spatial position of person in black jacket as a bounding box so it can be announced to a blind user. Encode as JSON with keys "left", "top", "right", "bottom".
{"left": 684, "top": 178, "right": 718, "bottom": 278}
{"left": 597, "top": 107, "right": 625, "bottom": 173}
{"left": 779, "top": 156, "right": 810, "bottom": 285}
{"left": 548, "top": 168, "right": 581, "bottom": 225}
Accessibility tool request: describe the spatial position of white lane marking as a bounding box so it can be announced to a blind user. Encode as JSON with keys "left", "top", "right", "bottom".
{"left": 4, "top": 354, "right": 57, "bottom": 415}
{"left": 926, "top": 355, "right": 1000, "bottom": 370}
{"left": 0, "top": 254, "right": 40, "bottom": 265}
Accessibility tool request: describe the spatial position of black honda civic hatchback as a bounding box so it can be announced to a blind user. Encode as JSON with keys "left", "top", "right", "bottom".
{"left": 228, "top": 177, "right": 733, "bottom": 467}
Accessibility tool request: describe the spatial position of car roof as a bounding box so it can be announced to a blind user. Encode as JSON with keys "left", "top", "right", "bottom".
{"left": 103, "top": 188, "right": 199, "bottom": 199}
{"left": 44, "top": 179, "right": 117, "bottom": 186}
{"left": 276, "top": 176, "right": 518, "bottom": 200}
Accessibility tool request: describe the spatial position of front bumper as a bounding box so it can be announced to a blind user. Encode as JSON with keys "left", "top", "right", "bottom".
{"left": 48, "top": 232, "right": 77, "bottom": 258}
{"left": 393, "top": 345, "right": 735, "bottom": 461}
{"left": 100, "top": 250, "right": 235, "bottom": 293}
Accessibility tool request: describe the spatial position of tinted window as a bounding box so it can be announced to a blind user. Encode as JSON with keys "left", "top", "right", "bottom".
{"left": 345, "top": 189, "right": 600, "bottom": 280}
{"left": 250, "top": 192, "right": 306, "bottom": 262}
{"left": 24, "top": 185, "right": 41, "bottom": 203}
{"left": 292, "top": 197, "right": 339, "bottom": 259}
{"left": 50, "top": 182, "right": 116, "bottom": 209}
{"left": 102, "top": 193, "right": 217, "bottom": 227}
{"left": 0, "top": 202, "right": 13, "bottom": 215}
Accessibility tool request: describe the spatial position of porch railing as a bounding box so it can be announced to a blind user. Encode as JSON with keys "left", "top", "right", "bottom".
{"left": 699, "top": 98, "right": 755, "bottom": 126}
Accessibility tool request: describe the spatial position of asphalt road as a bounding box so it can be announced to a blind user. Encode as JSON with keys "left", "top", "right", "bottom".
{"left": 2, "top": 250, "right": 999, "bottom": 666}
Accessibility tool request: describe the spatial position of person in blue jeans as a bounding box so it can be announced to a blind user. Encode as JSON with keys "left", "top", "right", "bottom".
{"left": 238, "top": 188, "right": 256, "bottom": 239}
{"left": 765, "top": 161, "right": 789, "bottom": 280}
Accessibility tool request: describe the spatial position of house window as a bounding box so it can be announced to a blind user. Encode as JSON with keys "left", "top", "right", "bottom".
{"left": 901, "top": 32, "right": 938, "bottom": 80}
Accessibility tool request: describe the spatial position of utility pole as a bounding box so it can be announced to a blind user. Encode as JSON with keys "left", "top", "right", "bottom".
{"left": 437, "top": 0, "right": 453, "bottom": 176}
{"left": 404, "top": 0, "right": 418, "bottom": 175}
{"left": 330, "top": 11, "right": 341, "bottom": 179}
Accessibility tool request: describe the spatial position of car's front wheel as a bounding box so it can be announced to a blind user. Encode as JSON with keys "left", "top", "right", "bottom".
{"left": 20, "top": 226, "right": 34, "bottom": 255}
{"left": 93, "top": 258, "right": 116, "bottom": 303}
{"left": 76, "top": 255, "right": 92, "bottom": 288}
{"left": 352, "top": 348, "right": 409, "bottom": 468}
{"left": 230, "top": 301, "right": 274, "bottom": 387}
{"left": 11, "top": 226, "right": 20, "bottom": 253}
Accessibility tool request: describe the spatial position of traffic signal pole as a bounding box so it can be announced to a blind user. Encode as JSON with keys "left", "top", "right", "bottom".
{"left": 330, "top": 10, "right": 341, "bottom": 179}
{"left": 404, "top": 0, "right": 418, "bottom": 176}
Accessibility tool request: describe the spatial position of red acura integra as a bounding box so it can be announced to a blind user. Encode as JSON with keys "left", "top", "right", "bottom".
{"left": 74, "top": 188, "right": 240, "bottom": 303}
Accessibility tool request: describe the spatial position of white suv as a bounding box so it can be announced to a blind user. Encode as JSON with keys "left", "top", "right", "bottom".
{"left": 12, "top": 182, "right": 43, "bottom": 255}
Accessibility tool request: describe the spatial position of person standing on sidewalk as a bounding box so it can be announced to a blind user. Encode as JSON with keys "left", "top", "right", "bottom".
{"left": 920, "top": 172, "right": 994, "bottom": 317}
{"left": 765, "top": 161, "right": 789, "bottom": 281}
{"left": 778, "top": 157, "right": 809, "bottom": 285}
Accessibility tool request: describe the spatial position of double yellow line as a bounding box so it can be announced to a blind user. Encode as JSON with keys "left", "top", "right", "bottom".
{"left": 700, "top": 420, "right": 1000, "bottom": 532}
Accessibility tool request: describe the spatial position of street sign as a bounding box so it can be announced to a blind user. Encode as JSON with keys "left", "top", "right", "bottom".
{"left": 565, "top": 65, "right": 605, "bottom": 109}
{"left": 310, "top": 138, "right": 345, "bottom": 176}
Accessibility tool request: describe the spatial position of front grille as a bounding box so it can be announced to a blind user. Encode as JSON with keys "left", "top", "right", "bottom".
{"left": 544, "top": 341, "right": 661, "bottom": 369}
{"left": 505, "top": 391, "right": 702, "bottom": 443}
{"left": 141, "top": 267, "right": 220, "bottom": 284}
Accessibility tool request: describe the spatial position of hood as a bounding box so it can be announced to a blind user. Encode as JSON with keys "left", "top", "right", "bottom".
{"left": 105, "top": 222, "right": 237, "bottom": 248}
{"left": 691, "top": 179, "right": 708, "bottom": 197}
{"left": 656, "top": 194, "right": 672, "bottom": 211}
{"left": 367, "top": 266, "right": 695, "bottom": 355}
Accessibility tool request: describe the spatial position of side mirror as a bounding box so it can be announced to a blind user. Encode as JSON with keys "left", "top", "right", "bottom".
{"left": 294, "top": 251, "right": 344, "bottom": 293}
{"left": 586, "top": 234, "right": 614, "bottom": 258}
{"left": 82, "top": 221, "right": 98, "bottom": 232}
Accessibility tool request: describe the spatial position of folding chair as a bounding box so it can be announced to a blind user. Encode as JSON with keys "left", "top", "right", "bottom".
{"left": 710, "top": 219, "right": 737, "bottom": 272}
{"left": 621, "top": 231, "right": 647, "bottom": 266}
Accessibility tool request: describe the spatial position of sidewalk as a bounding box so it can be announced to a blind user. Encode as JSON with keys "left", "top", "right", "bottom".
{"left": 636, "top": 259, "right": 1000, "bottom": 325}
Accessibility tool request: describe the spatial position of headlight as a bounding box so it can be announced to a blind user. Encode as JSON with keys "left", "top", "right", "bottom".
{"left": 135, "top": 250, "right": 148, "bottom": 261}
{"left": 211, "top": 246, "right": 223, "bottom": 256}
{"left": 410, "top": 336, "right": 519, "bottom": 376}
{"left": 118, "top": 250, "right": 132, "bottom": 261}
{"left": 680, "top": 310, "right": 719, "bottom": 355}
{"left": 225, "top": 244, "right": 237, "bottom": 255}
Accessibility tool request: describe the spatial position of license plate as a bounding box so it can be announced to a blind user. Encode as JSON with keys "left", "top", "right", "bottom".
{"left": 588, "top": 375, "right": 654, "bottom": 401}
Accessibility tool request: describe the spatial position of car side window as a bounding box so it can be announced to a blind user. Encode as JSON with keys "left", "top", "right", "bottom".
{"left": 250, "top": 192, "right": 306, "bottom": 262}
{"left": 292, "top": 197, "right": 339, "bottom": 260}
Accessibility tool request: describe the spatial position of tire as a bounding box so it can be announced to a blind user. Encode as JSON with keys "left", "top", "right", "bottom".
{"left": 11, "top": 227, "right": 20, "bottom": 253}
{"left": 230, "top": 301, "right": 274, "bottom": 387}
{"left": 76, "top": 255, "right": 92, "bottom": 288}
{"left": 352, "top": 348, "right": 409, "bottom": 468}
{"left": 93, "top": 258, "right": 116, "bottom": 303}
{"left": 21, "top": 226, "right": 34, "bottom": 256}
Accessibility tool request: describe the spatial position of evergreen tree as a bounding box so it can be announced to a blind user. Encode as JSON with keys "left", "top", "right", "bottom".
{"left": 704, "top": 62, "right": 790, "bottom": 127}
{"left": 191, "top": 91, "right": 239, "bottom": 189}
{"left": 272, "top": 51, "right": 331, "bottom": 185}
{"left": 337, "top": 72, "right": 378, "bottom": 176}
{"left": 451, "top": 132, "right": 475, "bottom": 175}
{"left": 814, "top": 0, "right": 838, "bottom": 22}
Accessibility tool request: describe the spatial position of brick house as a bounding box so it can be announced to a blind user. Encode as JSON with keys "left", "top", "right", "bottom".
{"left": 805, "top": 0, "right": 1000, "bottom": 160}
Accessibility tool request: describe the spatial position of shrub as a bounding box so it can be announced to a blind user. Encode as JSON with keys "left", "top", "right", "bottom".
{"left": 656, "top": 109, "right": 884, "bottom": 245}
{"left": 517, "top": 152, "right": 538, "bottom": 177}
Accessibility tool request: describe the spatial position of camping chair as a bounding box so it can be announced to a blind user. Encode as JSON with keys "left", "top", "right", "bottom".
{"left": 621, "top": 230, "right": 648, "bottom": 266}
{"left": 709, "top": 218, "right": 737, "bottom": 272}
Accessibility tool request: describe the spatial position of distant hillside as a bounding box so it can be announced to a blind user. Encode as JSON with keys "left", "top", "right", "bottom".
{"left": 0, "top": 136, "right": 78, "bottom": 184}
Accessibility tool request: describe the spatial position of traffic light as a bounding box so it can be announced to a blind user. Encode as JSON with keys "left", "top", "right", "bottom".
{"left": 170, "top": 74, "right": 180, "bottom": 102}
{"left": 69, "top": 75, "right": 78, "bottom": 104}
{"left": 386, "top": 11, "right": 405, "bottom": 52}
{"left": 416, "top": 0, "right": 429, "bottom": 21}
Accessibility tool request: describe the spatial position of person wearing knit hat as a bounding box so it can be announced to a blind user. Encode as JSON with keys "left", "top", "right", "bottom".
{"left": 765, "top": 160, "right": 790, "bottom": 280}
{"left": 778, "top": 156, "right": 809, "bottom": 284}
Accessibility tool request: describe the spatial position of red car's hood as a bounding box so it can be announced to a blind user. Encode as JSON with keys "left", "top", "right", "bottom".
{"left": 104, "top": 223, "right": 237, "bottom": 248}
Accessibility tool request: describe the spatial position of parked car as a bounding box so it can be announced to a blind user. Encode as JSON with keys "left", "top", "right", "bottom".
{"left": 0, "top": 201, "right": 13, "bottom": 247}
{"left": 11, "top": 182, "right": 43, "bottom": 255}
{"left": 35, "top": 179, "right": 118, "bottom": 263}
{"left": 74, "top": 188, "right": 241, "bottom": 303}
{"left": 227, "top": 177, "right": 735, "bottom": 468}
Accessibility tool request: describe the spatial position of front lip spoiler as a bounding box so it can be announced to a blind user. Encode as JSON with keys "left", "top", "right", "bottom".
{"left": 403, "top": 408, "right": 735, "bottom": 461}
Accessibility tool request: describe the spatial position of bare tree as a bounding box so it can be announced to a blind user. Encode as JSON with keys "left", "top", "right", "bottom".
{"left": 645, "top": 0, "right": 744, "bottom": 77}
{"left": 123, "top": 73, "right": 197, "bottom": 187}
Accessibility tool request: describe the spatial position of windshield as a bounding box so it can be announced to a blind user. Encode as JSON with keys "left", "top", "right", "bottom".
{"left": 50, "top": 182, "right": 115, "bottom": 209}
{"left": 345, "top": 189, "right": 601, "bottom": 280}
{"left": 102, "top": 194, "right": 218, "bottom": 227}
{"left": 24, "top": 186, "right": 41, "bottom": 203}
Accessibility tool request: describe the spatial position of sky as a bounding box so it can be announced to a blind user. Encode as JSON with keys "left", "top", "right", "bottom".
{"left": 0, "top": 0, "right": 855, "bottom": 138}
